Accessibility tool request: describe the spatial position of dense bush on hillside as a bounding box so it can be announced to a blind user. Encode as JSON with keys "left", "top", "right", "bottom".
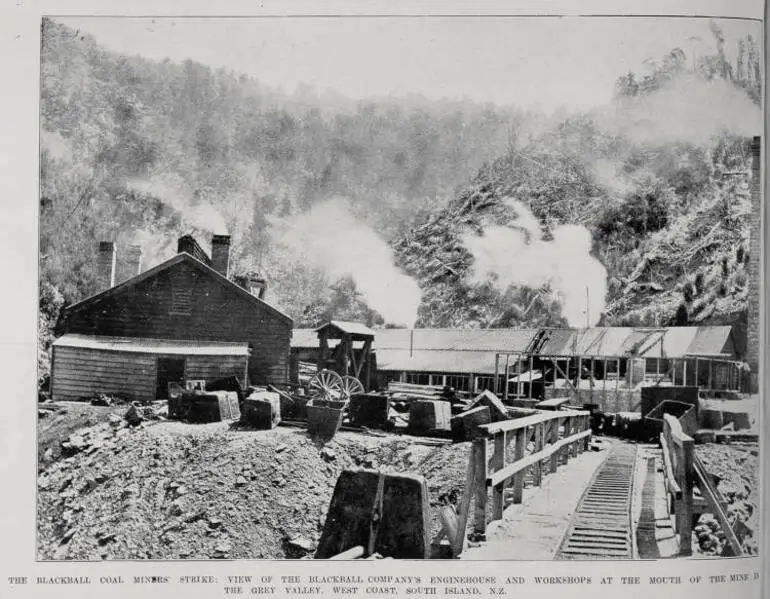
{"left": 39, "top": 17, "right": 760, "bottom": 382}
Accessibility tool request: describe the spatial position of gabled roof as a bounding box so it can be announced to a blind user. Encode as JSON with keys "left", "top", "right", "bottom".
{"left": 63, "top": 253, "right": 293, "bottom": 324}
{"left": 315, "top": 321, "right": 376, "bottom": 339}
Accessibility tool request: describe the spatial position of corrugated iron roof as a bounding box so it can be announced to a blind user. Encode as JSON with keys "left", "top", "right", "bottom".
{"left": 53, "top": 334, "right": 250, "bottom": 356}
{"left": 374, "top": 328, "right": 539, "bottom": 351}
{"left": 685, "top": 326, "right": 733, "bottom": 357}
{"left": 376, "top": 349, "right": 502, "bottom": 375}
{"left": 537, "top": 329, "right": 577, "bottom": 355}
{"left": 659, "top": 328, "right": 700, "bottom": 357}
{"left": 292, "top": 325, "right": 738, "bottom": 359}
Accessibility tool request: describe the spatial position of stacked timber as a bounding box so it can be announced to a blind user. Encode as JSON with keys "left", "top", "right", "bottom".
{"left": 387, "top": 381, "right": 445, "bottom": 397}
{"left": 298, "top": 361, "right": 317, "bottom": 385}
{"left": 408, "top": 400, "right": 452, "bottom": 435}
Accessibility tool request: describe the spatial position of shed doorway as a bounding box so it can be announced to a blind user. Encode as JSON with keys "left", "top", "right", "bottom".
{"left": 156, "top": 357, "right": 186, "bottom": 399}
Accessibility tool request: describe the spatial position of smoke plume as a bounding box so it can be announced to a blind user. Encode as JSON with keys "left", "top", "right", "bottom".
{"left": 462, "top": 199, "right": 607, "bottom": 327}
{"left": 127, "top": 174, "right": 229, "bottom": 234}
{"left": 601, "top": 75, "right": 760, "bottom": 146}
{"left": 272, "top": 198, "right": 422, "bottom": 327}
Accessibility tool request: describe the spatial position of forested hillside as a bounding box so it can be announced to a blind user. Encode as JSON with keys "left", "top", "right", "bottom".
{"left": 39, "top": 17, "right": 761, "bottom": 389}
{"left": 394, "top": 28, "right": 761, "bottom": 331}
{"left": 40, "top": 18, "right": 522, "bottom": 314}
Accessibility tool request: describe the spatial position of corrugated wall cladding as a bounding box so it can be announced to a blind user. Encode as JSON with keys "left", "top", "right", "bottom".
{"left": 62, "top": 261, "right": 291, "bottom": 385}
{"left": 51, "top": 346, "right": 156, "bottom": 401}
{"left": 185, "top": 355, "right": 248, "bottom": 383}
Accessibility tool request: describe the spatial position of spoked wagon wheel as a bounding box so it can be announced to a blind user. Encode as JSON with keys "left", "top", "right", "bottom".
{"left": 308, "top": 369, "right": 344, "bottom": 400}
{"left": 340, "top": 375, "right": 365, "bottom": 399}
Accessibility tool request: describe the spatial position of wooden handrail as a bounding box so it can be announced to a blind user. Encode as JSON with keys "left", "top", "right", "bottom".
{"left": 487, "top": 429, "right": 592, "bottom": 486}
{"left": 661, "top": 413, "right": 694, "bottom": 556}
{"left": 457, "top": 409, "right": 592, "bottom": 543}
{"left": 480, "top": 409, "right": 590, "bottom": 435}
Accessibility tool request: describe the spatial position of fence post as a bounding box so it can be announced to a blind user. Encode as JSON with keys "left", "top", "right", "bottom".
{"left": 549, "top": 418, "right": 560, "bottom": 473}
{"left": 679, "top": 435, "right": 694, "bottom": 556}
{"left": 533, "top": 422, "right": 544, "bottom": 485}
{"left": 473, "top": 438, "right": 488, "bottom": 537}
{"left": 512, "top": 428, "right": 526, "bottom": 504}
{"left": 491, "top": 433, "right": 505, "bottom": 520}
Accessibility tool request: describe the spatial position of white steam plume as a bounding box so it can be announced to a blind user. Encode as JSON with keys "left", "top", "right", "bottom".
{"left": 272, "top": 198, "right": 421, "bottom": 327}
{"left": 129, "top": 230, "right": 177, "bottom": 271}
{"left": 600, "top": 75, "right": 760, "bottom": 146}
{"left": 127, "top": 174, "right": 229, "bottom": 234}
{"left": 463, "top": 199, "right": 607, "bottom": 327}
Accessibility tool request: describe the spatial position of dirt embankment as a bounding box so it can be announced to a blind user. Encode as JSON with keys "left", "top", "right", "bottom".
{"left": 693, "top": 443, "right": 759, "bottom": 556}
{"left": 37, "top": 418, "right": 471, "bottom": 560}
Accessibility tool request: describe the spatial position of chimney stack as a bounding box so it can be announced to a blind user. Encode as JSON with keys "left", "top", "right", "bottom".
{"left": 177, "top": 234, "right": 212, "bottom": 266}
{"left": 96, "top": 241, "right": 116, "bottom": 290}
{"left": 211, "top": 234, "right": 231, "bottom": 278}
{"left": 125, "top": 244, "right": 143, "bottom": 278}
{"left": 746, "top": 135, "right": 761, "bottom": 393}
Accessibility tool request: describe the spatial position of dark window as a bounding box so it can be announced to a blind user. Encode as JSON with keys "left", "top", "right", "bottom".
{"left": 156, "top": 357, "right": 186, "bottom": 399}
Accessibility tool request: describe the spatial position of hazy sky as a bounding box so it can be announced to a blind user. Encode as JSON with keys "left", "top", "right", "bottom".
{"left": 58, "top": 16, "right": 761, "bottom": 112}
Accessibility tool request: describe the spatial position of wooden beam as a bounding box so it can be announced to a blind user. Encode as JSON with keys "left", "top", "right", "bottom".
{"left": 550, "top": 358, "right": 575, "bottom": 393}
{"left": 528, "top": 356, "right": 534, "bottom": 400}
{"left": 346, "top": 336, "right": 356, "bottom": 378}
{"left": 454, "top": 443, "right": 477, "bottom": 557}
{"left": 355, "top": 339, "right": 372, "bottom": 379}
{"left": 491, "top": 433, "right": 506, "bottom": 520}
{"left": 512, "top": 428, "right": 526, "bottom": 503}
{"left": 503, "top": 354, "right": 510, "bottom": 403}
{"left": 576, "top": 356, "right": 582, "bottom": 391}
{"left": 473, "top": 438, "right": 488, "bottom": 535}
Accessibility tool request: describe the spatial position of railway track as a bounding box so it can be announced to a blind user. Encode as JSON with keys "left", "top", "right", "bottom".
{"left": 556, "top": 443, "right": 638, "bottom": 560}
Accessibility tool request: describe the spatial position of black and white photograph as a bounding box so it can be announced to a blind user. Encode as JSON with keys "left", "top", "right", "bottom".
{"left": 35, "top": 13, "right": 762, "bottom": 563}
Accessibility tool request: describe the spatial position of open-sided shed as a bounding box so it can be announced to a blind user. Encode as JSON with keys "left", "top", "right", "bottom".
{"left": 51, "top": 334, "right": 250, "bottom": 402}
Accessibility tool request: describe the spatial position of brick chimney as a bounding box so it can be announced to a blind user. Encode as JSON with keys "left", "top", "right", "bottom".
{"left": 125, "top": 244, "right": 143, "bottom": 278}
{"left": 211, "top": 234, "right": 231, "bottom": 278}
{"left": 177, "top": 234, "right": 212, "bottom": 266}
{"left": 96, "top": 241, "right": 116, "bottom": 291}
{"left": 746, "top": 135, "right": 761, "bottom": 393}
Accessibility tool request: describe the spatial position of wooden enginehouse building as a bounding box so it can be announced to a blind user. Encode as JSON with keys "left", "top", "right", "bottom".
{"left": 51, "top": 235, "right": 292, "bottom": 402}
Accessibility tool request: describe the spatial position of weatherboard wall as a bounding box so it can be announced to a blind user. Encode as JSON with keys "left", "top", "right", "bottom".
{"left": 51, "top": 346, "right": 250, "bottom": 402}
{"left": 51, "top": 345, "right": 157, "bottom": 402}
{"left": 60, "top": 260, "right": 291, "bottom": 386}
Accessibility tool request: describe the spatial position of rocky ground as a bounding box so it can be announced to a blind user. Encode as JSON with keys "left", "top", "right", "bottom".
{"left": 692, "top": 443, "right": 759, "bottom": 556}
{"left": 37, "top": 413, "right": 472, "bottom": 560}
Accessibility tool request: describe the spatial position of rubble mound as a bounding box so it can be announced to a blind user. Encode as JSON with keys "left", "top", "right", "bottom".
{"left": 693, "top": 443, "right": 759, "bottom": 556}
{"left": 37, "top": 420, "right": 471, "bottom": 560}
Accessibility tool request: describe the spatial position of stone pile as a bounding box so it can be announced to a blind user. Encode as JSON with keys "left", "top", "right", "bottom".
{"left": 693, "top": 443, "right": 759, "bottom": 556}
{"left": 37, "top": 420, "right": 471, "bottom": 560}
